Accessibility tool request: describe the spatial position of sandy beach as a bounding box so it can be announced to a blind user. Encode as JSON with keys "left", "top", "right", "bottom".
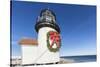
{"left": 10, "top": 58, "right": 74, "bottom": 67}
{"left": 59, "top": 58, "right": 75, "bottom": 64}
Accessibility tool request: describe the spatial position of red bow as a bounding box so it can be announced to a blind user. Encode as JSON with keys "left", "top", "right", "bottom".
{"left": 49, "top": 32, "right": 60, "bottom": 48}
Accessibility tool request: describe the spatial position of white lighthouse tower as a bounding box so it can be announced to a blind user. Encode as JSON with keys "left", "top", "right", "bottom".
{"left": 35, "top": 9, "right": 61, "bottom": 64}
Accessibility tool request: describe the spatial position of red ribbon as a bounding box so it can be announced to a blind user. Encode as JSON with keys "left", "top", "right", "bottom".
{"left": 49, "top": 32, "right": 60, "bottom": 48}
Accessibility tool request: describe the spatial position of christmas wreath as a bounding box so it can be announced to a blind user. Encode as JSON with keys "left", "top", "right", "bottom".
{"left": 47, "top": 31, "right": 61, "bottom": 52}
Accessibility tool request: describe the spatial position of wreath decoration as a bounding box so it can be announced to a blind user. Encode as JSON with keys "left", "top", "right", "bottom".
{"left": 47, "top": 31, "right": 61, "bottom": 52}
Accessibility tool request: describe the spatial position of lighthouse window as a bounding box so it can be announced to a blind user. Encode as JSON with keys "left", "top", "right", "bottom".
{"left": 46, "top": 16, "right": 52, "bottom": 22}
{"left": 39, "top": 15, "right": 54, "bottom": 22}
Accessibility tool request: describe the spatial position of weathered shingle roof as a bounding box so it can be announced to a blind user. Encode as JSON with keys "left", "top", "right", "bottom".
{"left": 19, "top": 38, "right": 38, "bottom": 46}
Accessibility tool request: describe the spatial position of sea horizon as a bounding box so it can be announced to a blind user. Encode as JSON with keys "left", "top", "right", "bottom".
{"left": 60, "top": 55, "right": 96, "bottom": 63}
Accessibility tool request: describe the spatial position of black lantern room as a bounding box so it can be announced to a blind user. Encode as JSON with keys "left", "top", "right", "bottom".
{"left": 35, "top": 9, "right": 60, "bottom": 33}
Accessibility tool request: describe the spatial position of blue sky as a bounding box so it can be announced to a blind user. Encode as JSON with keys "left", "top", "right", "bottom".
{"left": 11, "top": 1, "right": 96, "bottom": 56}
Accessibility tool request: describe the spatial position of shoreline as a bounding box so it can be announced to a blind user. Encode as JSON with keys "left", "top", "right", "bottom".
{"left": 10, "top": 58, "right": 74, "bottom": 66}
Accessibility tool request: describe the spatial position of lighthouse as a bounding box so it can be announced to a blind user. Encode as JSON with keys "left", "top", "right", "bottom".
{"left": 35, "top": 9, "right": 61, "bottom": 64}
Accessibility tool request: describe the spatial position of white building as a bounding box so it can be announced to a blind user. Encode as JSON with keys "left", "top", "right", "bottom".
{"left": 35, "top": 9, "right": 61, "bottom": 64}
{"left": 19, "top": 9, "right": 61, "bottom": 65}
{"left": 19, "top": 38, "right": 38, "bottom": 65}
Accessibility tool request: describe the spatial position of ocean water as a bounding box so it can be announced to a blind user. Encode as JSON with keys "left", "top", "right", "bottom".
{"left": 60, "top": 55, "right": 96, "bottom": 63}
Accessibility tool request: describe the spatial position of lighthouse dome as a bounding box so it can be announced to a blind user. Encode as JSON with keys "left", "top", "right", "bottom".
{"left": 35, "top": 9, "right": 60, "bottom": 33}
{"left": 40, "top": 9, "right": 56, "bottom": 19}
{"left": 38, "top": 9, "right": 56, "bottom": 23}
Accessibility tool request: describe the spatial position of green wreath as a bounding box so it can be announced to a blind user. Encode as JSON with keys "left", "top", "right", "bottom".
{"left": 47, "top": 31, "right": 61, "bottom": 52}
